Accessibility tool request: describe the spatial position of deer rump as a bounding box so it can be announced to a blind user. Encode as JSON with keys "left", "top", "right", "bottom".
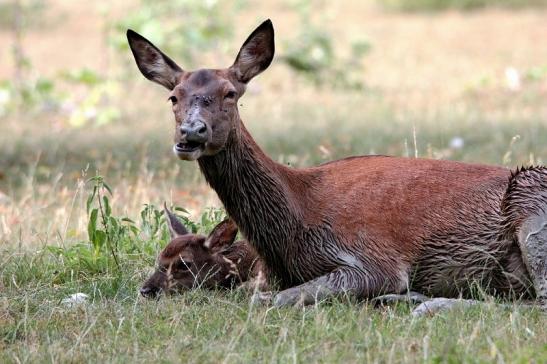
{"left": 410, "top": 166, "right": 546, "bottom": 299}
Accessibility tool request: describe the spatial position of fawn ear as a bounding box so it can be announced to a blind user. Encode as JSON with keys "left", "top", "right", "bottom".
{"left": 231, "top": 19, "right": 275, "bottom": 84}
{"left": 204, "top": 218, "right": 239, "bottom": 252}
{"left": 163, "top": 203, "right": 189, "bottom": 238}
{"left": 127, "top": 29, "right": 184, "bottom": 90}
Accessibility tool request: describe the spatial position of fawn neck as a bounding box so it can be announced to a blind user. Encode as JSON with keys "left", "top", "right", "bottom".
{"left": 198, "top": 121, "right": 307, "bottom": 287}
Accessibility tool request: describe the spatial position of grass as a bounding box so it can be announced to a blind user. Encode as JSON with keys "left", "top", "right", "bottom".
{"left": 1, "top": 249, "right": 546, "bottom": 363}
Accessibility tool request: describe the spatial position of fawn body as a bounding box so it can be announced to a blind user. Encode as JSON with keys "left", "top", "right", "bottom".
{"left": 128, "top": 20, "right": 547, "bottom": 306}
{"left": 141, "top": 205, "right": 264, "bottom": 298}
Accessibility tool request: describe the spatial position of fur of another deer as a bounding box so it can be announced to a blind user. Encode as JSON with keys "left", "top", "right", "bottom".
{"left": 128, "top": 20, "right": 546, "bottom": 307}
{"left": 140, "top": 205, "right": 265, "bottom": 298}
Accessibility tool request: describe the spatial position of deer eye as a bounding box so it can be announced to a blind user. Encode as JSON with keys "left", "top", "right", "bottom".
{"left": 224, "top": 90, "right": 237, "bottom": 100}
{"left": 174, "top": 259, "right": 192, "bottom": 271}
{"left": 168, "top": 95, "right": 178, "bottom": 105}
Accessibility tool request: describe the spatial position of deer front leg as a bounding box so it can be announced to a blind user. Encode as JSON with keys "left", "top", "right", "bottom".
{"left": 272, "top": 267, "right": 407, "bottom": 307}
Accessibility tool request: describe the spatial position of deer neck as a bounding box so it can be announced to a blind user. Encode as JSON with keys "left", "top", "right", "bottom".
{"left": 198, "top": 122, "right": 305, "bottom": 286}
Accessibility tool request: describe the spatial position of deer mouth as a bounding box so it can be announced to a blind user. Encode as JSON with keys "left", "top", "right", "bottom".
{"left": 173, "top": 142, "right": 205, "bottom": 160}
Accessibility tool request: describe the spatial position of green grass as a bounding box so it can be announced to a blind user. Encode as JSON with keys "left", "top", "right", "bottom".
{"left": 1, "top": 249, "right": 546, "bottom": 363}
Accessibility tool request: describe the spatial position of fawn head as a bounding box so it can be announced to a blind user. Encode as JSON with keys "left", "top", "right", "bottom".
{"left": 140, "top": 205, "right": 239, "bottom": 298}
{"left": 127, "top": 20, "right": 275, "bottom": 161}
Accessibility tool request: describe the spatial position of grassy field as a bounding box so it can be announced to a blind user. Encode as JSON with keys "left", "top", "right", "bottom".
{"left": 1, "top": 1, "right": 547, "bottom": 363}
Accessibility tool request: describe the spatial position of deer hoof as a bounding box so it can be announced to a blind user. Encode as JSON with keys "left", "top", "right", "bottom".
{"left": 411, "top": 298, "right": 480, "bottom": 317}
{"left": 273, "top": 287, "right": 304, "bottom": 307}
{"left": 371, "top": 292, "right": 430, "bottom": 307}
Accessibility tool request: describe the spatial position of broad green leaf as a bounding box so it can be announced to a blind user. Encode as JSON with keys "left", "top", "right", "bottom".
{"left": 103, "top": 195, "right": 111, "bottom": 217}
{"left": 109, "top": 216, "right": 119, "bottom": 233}
{"left": 102, "top": 181, "right": 113, "bottom": 196}
{"left": 174, "top": 206, "right": 189, "bottom": 214}
{"left": 86, "top": 188, "right": 96, "bottom": 214}
{"left": 88, "top": 208, "right": 98, "bottom": 243}
{"left": 94, "top": 230, "right": 107, "bottom": 250}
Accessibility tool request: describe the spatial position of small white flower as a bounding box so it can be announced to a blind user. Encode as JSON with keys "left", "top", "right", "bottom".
{"left": 449, "top": 137, "right": 464, "bottom": 149}
{"left": 0, "top": 89, "right": 10, "bottom": 104}
{"left": 204, "top": 0, "right": 217, "bottom": 9}
{"left": 505, "top": 67, "right": 521, "bottom": 91}
{"left": 311, "top": 46, "right": 325, "bottom": 61}
{"left": 84, "top": 108, "right": 97, "bottom": 120}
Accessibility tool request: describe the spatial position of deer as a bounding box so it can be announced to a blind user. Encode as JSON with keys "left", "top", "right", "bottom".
{"left": 127, "top": 20, "right": 547, "bottom": 308}
{"left": 140, "top": 205, "right": 265, "bottom": 298}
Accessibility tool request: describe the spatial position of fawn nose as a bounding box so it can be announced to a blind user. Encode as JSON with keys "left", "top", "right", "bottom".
{"left": 140, "top": 286, "right": 159, "bottom": 298}
{"left": 181, "top": 121, "right": 208, "bottom": 143}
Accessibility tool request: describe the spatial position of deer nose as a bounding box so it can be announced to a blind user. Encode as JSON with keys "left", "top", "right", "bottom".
{"left": 140, "top": 286, "right": 159, "bottom": 298}
{"left": 181, "top": 121, "right": 208, "bottom": 143}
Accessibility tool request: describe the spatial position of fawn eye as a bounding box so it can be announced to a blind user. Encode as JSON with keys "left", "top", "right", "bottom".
{"left": 168, "top": 95, "right": 178, "bottom": 105}
{"left": 224, "top": 90, "right": 237, "bottom": 100}
{"left": 175, "top": 259, "right": 191, "bottom": 271}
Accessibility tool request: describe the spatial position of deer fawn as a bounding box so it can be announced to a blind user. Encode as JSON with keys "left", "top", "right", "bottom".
{"left": 140, "top": 205, "right": 265, "bottom": 298}
{"left": 128, "top": 20, "right": 547, "bottom": 307}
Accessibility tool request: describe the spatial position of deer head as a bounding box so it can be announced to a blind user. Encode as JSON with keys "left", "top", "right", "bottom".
{"left": 140, "top": 205, "right": 239, "bottom": 298}
{"left": 127, "top": 20, "right": 275, "bottom": 161}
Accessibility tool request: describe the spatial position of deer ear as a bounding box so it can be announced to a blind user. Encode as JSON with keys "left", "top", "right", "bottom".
{"left": 231, "top": 19, "right": 275, "bottom": 84}
{"left": 204, "top": 218, "right": 239, "bottom": 252}
{"left": 163, "top": 203, "right": 189, "bottom": 238}
{"left": 127, "top": 29, "right": 184, "bottom": 90}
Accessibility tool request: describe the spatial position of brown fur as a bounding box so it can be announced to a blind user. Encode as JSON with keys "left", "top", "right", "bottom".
{"left": 128, "top": 20, "right": 545, "bottom": 306}
{"left": 140, "top": 207, "right": 265, "bottom": 298}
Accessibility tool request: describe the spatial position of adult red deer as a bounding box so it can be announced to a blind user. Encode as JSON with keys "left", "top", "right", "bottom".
{"left": 140, "top": 205, "right": 265, "bottom": 298}
{"left": 127, "top": 20, "right": 547, "bottom": 307}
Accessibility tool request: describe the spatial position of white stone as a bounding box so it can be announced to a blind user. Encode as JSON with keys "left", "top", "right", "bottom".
{"left": 62, "top": 293, "right": 89, "bottom": 307}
